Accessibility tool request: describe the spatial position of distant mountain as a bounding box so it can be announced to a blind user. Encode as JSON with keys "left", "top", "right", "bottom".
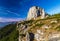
{"left": 0, "top": 22, "right": 16, "bottom": 28}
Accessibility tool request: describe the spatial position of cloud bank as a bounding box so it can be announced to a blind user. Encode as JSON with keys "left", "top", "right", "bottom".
{"left": 0, "top": 17, "right": 24, "bottom": 22}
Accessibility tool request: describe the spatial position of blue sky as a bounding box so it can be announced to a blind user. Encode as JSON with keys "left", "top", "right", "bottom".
{"left": 0, "top": 0, "right": 60, "bottom": 22}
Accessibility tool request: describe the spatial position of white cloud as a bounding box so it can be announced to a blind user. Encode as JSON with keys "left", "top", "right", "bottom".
{"left": 0, "top": 17, "right": 24, "bottom": 22}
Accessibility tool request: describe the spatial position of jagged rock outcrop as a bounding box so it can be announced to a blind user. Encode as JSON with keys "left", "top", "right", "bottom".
{"left": 17, "top": 8, "right": 60, "bottom": 41}
{"left": 27, "top": 6, "right": 45, "bottom": 20}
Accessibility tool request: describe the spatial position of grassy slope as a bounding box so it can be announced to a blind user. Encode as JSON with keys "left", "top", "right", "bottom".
{"left": 19, "top": 13, "right": 60, "bottom": 33}
{"left": 0, "top": 23, "right": 18, "bottom": 41}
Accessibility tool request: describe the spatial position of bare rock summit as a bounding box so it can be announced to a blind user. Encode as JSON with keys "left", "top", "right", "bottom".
{"left": 27, "top": 6, "right": 45, "bottom": 20}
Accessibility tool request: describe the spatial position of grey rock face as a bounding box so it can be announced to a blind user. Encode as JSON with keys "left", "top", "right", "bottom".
{"left": 27, "top": 6, "right": 45, "bottom": 20}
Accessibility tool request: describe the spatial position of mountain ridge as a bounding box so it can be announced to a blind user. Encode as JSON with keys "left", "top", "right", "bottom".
{"left": 17, "top": 13, "right": 60, "bottom": 41}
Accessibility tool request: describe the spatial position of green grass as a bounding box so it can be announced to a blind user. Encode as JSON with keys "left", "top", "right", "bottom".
{"left": 55, "top": 25, "right": 60, "bottom": 31}
{"left": 35, "top": 23, "right": 44, "bottom": 27}
{"left": 0, "top": 24, "right": 18, "bottom": 41}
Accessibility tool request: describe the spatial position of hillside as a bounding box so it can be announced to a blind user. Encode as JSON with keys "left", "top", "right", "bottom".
{"left": 0, "top": 13, "right": 60, "bottom": 41}
{"left": 17, "top": 13, "right": 60, "bottom": 41}
{"left": 0, "top": 23, "right": 18, "bottom": 41}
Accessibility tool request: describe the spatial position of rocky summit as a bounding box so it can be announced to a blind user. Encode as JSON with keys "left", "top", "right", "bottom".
{"left": 27, "top": 6, "right": 46, "bottom": 20}
{"left": 17, "top": 6, "right": 60, "bottom": 41}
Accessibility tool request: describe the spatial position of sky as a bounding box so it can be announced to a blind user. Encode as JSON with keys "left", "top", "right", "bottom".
{"left": 0, "top": 0, "right": 60, "bottom": 22}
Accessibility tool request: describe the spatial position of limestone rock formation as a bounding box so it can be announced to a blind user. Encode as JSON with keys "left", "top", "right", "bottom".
{"left": 17, "top": 8, "right": 60, "bottom": 41}
{"left": 35, "top": 30, "right": 44, "bottom": 41}
{"left": 27, "top": 6, "right": 45, "bottom": 20}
